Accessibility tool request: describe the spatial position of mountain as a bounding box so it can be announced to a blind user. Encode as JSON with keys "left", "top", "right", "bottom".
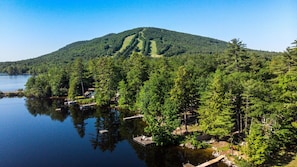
{"left": 0, "top": 27, "right": 275, "bottom": 74}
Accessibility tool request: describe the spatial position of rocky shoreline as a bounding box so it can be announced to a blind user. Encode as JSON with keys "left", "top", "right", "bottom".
{"left": 180, "top": 141, "right": 238, "bottom": 167}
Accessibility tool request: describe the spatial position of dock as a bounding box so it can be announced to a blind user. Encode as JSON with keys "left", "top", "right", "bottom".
{"left": 64, "top": 100, "right": 77, "bottom": 106}
{"left": 123, "top": 114, "right": 144, "bottom": 121}
{"left": 133, "top": 136, "right": 155, "bottom": 146}
{"left": 79, "top": 102, "right": 97, "bottom": 110}
{"left": 99, "top": 130, "right": 108, "bottom": 134}
{"left": 183, "top": 155, "right": 225, "bottom": 167}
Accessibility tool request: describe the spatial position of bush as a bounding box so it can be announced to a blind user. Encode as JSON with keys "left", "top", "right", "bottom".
{"left": 183, "top": 133, "right": 210, "bottom": 149}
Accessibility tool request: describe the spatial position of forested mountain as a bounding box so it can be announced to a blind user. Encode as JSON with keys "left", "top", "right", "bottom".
{"left": 0, "top": 27, "right": 275, "bottom": 74}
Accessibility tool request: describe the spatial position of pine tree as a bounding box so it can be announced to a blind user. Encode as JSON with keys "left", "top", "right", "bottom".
{"left": 93, "top": 57, "right": 117, "bottom": 106}
{"left": 198, "top": 70, "right": 234, "bottom": 139}
{"left": 125, "top": 53, "right": 148, "bottom": 109}
{"left": 68, "top": 58, "right": 86, "bottom": 100}
{"left": 137, "top": 60, "right": 177, "bottom": 146}
{"left": 244, "top": 119, "right": 269, "bottom": 166}
{"left": 170, "top": 66, "right": 196, "bottom": 133}
{"left": 117, "top": 80, "right": 129, "bottom": 108}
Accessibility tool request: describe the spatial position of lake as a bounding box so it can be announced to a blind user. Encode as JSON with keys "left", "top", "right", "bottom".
{"left": 0, "top": 73, "right": 30, "bottom": 92}
{"left": 0, "top": 74, "right": 227, "bottom": 167}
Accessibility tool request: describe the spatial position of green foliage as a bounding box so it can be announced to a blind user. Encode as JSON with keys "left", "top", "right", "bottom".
{"left": 117, "top": 80, "right": 129, "bottom": 109}
{"left": 7, "top": 34, "right": 297, "bottom": 167}
{"left": 244, "top": 119, "right": 269, "bottom": 166}
{"left": 198, "top": 70, "right": 234, "bottom": 139}
{"left": 183, "top": 133, "right": 210, "bottom": 149}
{"left": 125, "top": 53, "right": 148, "bottom": 109}
{"left": 137, "top": 60, "right": 178, "bottom": 146}
{"left": 25, "top": 75, "right": 51, "bottom": 97}
{"left": 93, "top": 57, "right": 117, "bottom": 106}
{"left": 0, "top": 27, "right": 276, "bottom": 75}
{"left": 68, "top": 58, "right": 86, "bottom": 100}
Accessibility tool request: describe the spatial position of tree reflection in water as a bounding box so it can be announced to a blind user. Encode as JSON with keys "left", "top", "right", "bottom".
{"left": 24, "top": 99, "right": 227, "bottom": 167}
{"left": 89, "top": 108, "right": 121, "bottom": 152}
{"left": 26, "top": 98, "right": 69, "bottom": 122}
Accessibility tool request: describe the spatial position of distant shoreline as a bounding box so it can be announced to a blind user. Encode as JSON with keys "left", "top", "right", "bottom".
{"left": 0, "top": 90, "right": 25, "bottom": 98}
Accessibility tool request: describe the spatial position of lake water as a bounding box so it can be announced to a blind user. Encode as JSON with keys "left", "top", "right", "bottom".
{"left": 0, "top": 73, "right": 30, "bottom": 92}
{"left": 0, "top": 74, "right": 227, "bottom": 167}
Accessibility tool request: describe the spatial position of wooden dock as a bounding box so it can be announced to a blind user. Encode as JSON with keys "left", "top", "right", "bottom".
{"left": 99, "top": 130, "right": 108, "bottom": 134}
{"left": 79, "top": 102, "right": 97, "bottom": 110}
{"left": 183, "top": 155, "right": 225, "bottom": 167}
{"left": 133, "top": 136, "right": 155, "bottom": 146}
{"left": 123, "top": 114, "right": 144, "bottom": 121}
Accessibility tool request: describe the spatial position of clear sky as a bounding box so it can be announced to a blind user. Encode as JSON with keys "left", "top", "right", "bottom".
{"left": 0, "top": 0, "right": 296, "bottom": 62}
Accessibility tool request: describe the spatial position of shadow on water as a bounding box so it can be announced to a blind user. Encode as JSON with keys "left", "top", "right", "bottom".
{"left": 25, "top": 98, "right": 227, "bottom": 167}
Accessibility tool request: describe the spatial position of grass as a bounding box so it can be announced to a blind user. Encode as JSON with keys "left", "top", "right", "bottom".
{"left": 119, "top": 34, "right": 135, "bottom": 52}
{"left": 150, "top": 40, "right": 162, "bottom": 57}
{"left": 136, "top": 38, "right": 143, "bottom": 52}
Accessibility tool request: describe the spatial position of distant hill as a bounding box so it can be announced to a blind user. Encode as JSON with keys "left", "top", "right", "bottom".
{"left": 0, "top": 27, "right": 276, "bottom": 74}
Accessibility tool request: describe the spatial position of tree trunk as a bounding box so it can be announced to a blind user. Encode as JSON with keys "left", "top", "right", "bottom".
{"left": 184, "top": 112, "right": 188, "bottom": 133}
{"left": 81, "top": 81, "right": 85, "bottom": 95}
{"left": 245, "top": 95, "right": 249, "bottom": 131}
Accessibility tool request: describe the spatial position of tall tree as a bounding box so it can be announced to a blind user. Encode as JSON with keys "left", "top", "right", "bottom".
{"left": 244, "top": 119, "right": 269, "bottom": 166}
{"left": 93, "top": 57, "right": 117, "bottom": 106}
{"left": 125, "top": 53, "right": 148, "bottom": 109}
{"left": 48, "top": 67, "right": 68, "bottom": 96}
{"left": 68, "top": 58, "right": 86, "bottom": 100}
{"left": 117, "top": 80, "right": 128, "bottom": 108}
{"left": 170, "top": 66, "right": 196, "bottom": 133}
{"left": 219, "top": 38, "right": 248, "bottom": 73}
{"left": 137, "top": 60, "right": 178, "bottom": 145}
{"left": 198, "top": 70, "right": 234, "bottom": 139}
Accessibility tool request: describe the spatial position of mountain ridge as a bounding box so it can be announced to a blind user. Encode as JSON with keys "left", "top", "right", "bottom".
{"left": 0, "top": 27, "right": 276, "bottom": 74}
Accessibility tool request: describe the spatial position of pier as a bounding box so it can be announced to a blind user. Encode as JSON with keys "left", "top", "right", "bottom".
{"left": 183, "top": 155, "right": 225, "bottom": 167}
{"left": 99, "top": 130, "right": 108, "bottom": 134}
{"left": 79, "top": 102, "right": 97, "bottom": 110}
{"left": 133, "top": 136, "right": 155, "bottom": 146}
{"left": 123, "top": 114, "right": 144, "bottom": 121}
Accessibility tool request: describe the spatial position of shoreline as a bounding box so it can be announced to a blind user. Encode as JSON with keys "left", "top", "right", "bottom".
{"left": 0, "top": 90, "right": 25, "bottom": 98}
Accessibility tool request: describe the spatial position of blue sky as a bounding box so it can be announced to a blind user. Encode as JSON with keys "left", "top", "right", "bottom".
{"left": 0, "top": 0, "right": 296, "bottom": 62}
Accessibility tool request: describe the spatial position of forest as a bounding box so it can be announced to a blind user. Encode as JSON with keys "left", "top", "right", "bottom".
{"left": 0, "top": 27, "right": 270, "bottom": 75}
{"left": 23, "top": 38, "right": 297, "bottom": 166}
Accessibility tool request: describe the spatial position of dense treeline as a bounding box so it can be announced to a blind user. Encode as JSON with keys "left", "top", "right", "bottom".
{"left": 24, "top": 39, "right": 297, "bottom": 166}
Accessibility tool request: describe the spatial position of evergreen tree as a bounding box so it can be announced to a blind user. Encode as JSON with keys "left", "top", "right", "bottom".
{"left": 68, "top": 58, "right": 86, "bottom": 100}
{"left": 117, "top": 80, "right": 129, "bottom": 108}
{"left": 137, "top": 60, "right": 177, "bottom": 146}
{"left": 218, "top": 38, "right": 248, "bottom": 73}
{"left": 198, "top": 70, "right": 234, "bottom": 139}
{"left": 170, "top": 66, "right": 196, "bottom": 133}
{"left": 125, "top": 53, "right": 148, "bottom": 109}
{"left": 244, "top": 119, "right": 269, "bottom": 166}
{"left": 93, "top": 57, "right": 117, "bottom": 106}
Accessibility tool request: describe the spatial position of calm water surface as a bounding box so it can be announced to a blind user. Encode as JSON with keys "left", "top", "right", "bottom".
{"left": 0, "top": 75, "right": 227, "bottom": 167}
{"left": 0, "top": 73, "right": 30, "bottom": 92}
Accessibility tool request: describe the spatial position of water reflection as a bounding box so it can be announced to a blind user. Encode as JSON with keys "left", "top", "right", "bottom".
{"left": 89, "top": 108, "right": 121, "bottom": 152}
{"left": 24, "top": 98, "right": 226, "bottom": 167}
{"left": 26, "top": 98, "right": 69, "bottom": 122}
